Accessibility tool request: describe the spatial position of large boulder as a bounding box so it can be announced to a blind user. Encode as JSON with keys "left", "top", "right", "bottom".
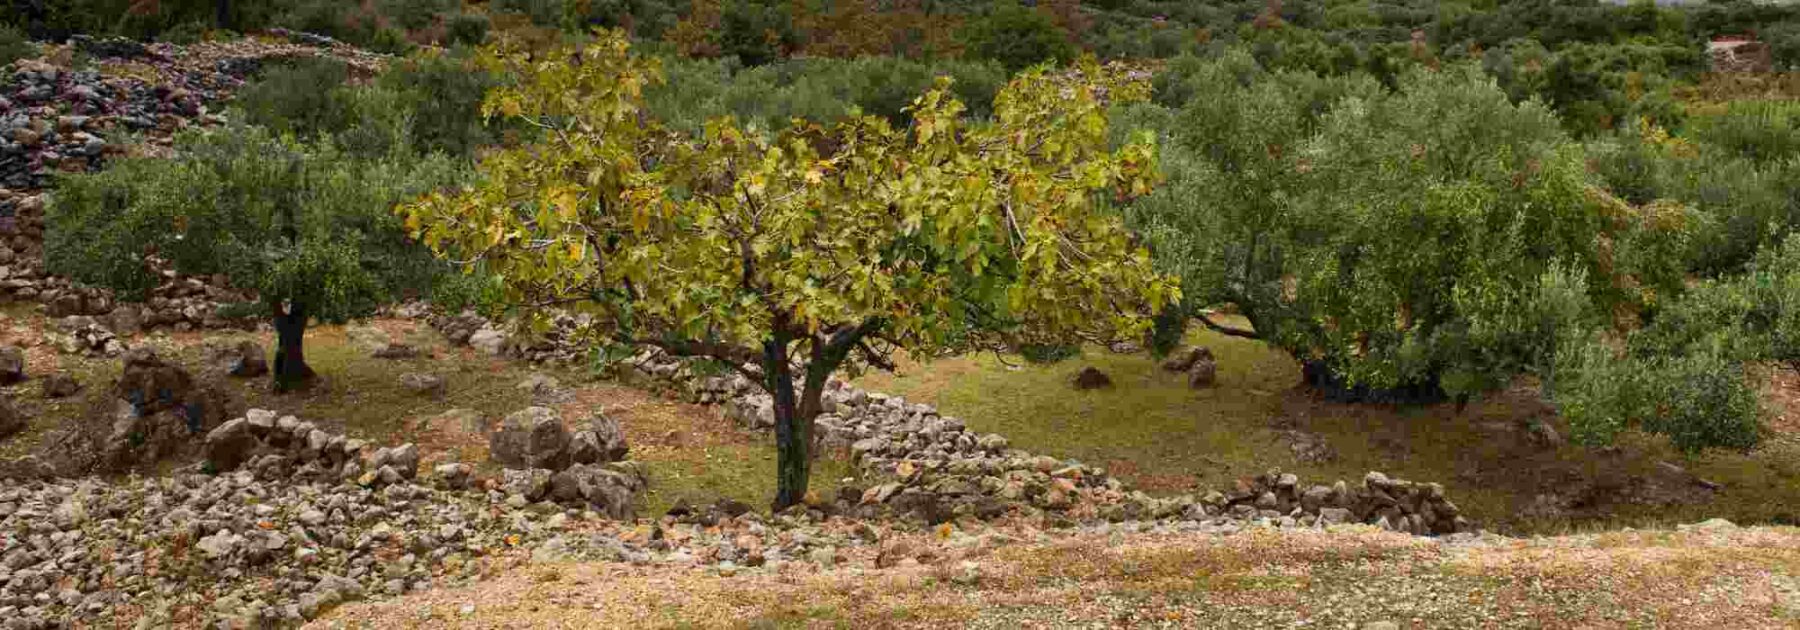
{"left": 0, "top": 344, "right": 23, "bottom": 384}
{"left": 489, "top": 407, "right": 570, "bottom": 470}
{"left": 399, "top": 372, "right": 446, "bottom": 397}
{"left": 569, "top": 411, "right": 629, "bottom": 465}
{"left": 469, "top": 326, "right": 508, "bottom": 356}
{"left": 41, "top": 373, "right": 80, "bottom": 398}
{"left": 1187, "top": 358, "right": 1217, "bottom": 389}
{"left": 204, "top": 418, "right": 259, "bottom": 470}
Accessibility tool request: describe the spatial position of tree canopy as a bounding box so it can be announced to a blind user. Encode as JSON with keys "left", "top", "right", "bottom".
{"left": 47, "top": 125, "right": 463, "bottom": 389}
{"left": 401, "top": 30, "right": 1176, "bottom": 508}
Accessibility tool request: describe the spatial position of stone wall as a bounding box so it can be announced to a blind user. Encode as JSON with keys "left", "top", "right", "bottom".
{"left": 623, "top": 348, "right": 1476, "bottom": 536}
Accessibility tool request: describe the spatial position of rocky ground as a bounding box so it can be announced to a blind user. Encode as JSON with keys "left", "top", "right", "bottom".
{"left": 317, "top": 519, "right": 1800, "bottom": 628}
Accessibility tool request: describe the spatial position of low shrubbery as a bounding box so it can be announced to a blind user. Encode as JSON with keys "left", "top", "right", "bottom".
{"left": 230, "top": 47, "right": 509, "bottom": 159}
{"left": 0, "top": 23, "right": 33, "bottom": 66}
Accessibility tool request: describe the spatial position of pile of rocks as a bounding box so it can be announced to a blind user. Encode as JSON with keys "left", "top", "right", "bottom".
{"left": 0, "top": 467, "right": 629, "bottom": 627}
{"left": 6, "top": 348, "right": 242, "bottom": 478}
{"left": 428, "top": 308, "right": 592, "bottom": 364}
{"left": 1161, "top": 345, "right": 1218, "bottom": 388}
{"left": 0, "top": 57, "right": 225, "bottom": 190}
{"left": 488, "top": 406, "right": 642, "bottom": 520}
{"left": 0, "top": 257, "right": 255, "bottom": 333}
{"left": 202, "top": 410, "right": 419, "bottom": 487}
{"left": 43, "top": 315, "right": 124, "bottom": 357}
{"left": 0, "top": 400, "right": 663, "bottom": 627}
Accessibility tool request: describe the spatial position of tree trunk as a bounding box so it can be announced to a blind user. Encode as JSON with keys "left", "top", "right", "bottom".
{"left": 765, "top": 319, "right": 879, "bottom": 511}
{"left": 215, "top": 0, "right": 231, "bottom": 30}
{"left": 765, "top": 332, "right": 809, "bottom": 511}
{"left": 272, "top": 301, "right": 315, "bottom": 392}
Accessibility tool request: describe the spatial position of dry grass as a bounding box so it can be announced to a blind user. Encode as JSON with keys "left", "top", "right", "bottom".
{"left": 315, "top": 524, "right": 1800, "bottom": 629}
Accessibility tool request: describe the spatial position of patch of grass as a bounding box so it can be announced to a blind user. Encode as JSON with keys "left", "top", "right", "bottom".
{"left": 636, "top": 442, "right": 855, "bottom": 517}
{"left": 856, "top": 318, "right": 1800, "bottom": 534}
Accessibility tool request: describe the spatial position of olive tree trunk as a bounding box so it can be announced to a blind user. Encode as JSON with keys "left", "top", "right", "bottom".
{"left": 272, "top": 301, "right": 315, "bottom": 392}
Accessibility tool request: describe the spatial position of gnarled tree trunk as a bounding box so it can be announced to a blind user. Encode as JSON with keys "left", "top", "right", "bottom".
{"left": 272, "top": 301, "right": 315, "bottom": 392}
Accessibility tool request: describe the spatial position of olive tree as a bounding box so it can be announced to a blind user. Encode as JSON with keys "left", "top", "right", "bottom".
{"left": 47, "top": 125, "right": 462, "bottom": 390}
{"left": 401, "top": 32, "right": 1177, "bottom": 509}
{"left": 1128, "top": 55, "right": 1691, "bottom": 402}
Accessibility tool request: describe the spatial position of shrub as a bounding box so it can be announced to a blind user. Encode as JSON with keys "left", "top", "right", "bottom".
{"left": 159, "top": 20, "right": 207, "bottom": 45}
{"left": 0, "top": 23, "right": 33, "bottom": 67}
{"left": 961, "top": 0, "right": 1075, "bottom": 72}
{"left": 230, "top": 56, "right": 356, "bottom": 138}
{"left": 649, "top": 55, "right": 1006, "bottom": 136}
{"left": 447, "top": 12, "right": 490, "bottom": 46}
{"left": 370, "top": 47, "right": 509, "bottom": 157}
{"left": 379, "top": 0, "right": 460, "bottom": 31}
{"left": 370, "top": 27, "right": 415, "bottom": 55}
{"left": 1129, "top": 56, "right": 1691, "bottom": 399}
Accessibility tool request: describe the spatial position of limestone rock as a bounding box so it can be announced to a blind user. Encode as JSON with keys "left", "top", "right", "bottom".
{"left": 205, "top": 418, "right": 259, "bottom": 470}
{"left": 469, "top": 326, "right": 508, "bottom": 356}
{"left": 208, "top": 340, "right": 267, "bottom": 378}
{"left": 399, "top": 372, "right": 446, "bottom": 397}
{"left": 490, "top": 407, "right": 570, "bottom": 470}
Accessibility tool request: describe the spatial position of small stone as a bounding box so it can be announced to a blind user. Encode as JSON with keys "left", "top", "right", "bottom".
{"left": 1071, "top": 366, "right": 1112, "bottom": 390}
{"left": 400, "top": 373, "right": 446, "bottom": 397}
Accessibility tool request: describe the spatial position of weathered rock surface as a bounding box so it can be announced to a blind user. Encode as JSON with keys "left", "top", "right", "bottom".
{"left": 489, "top": 407, "right": 570, "bottom": 471}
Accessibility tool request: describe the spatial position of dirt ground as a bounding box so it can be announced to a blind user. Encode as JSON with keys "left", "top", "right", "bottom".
{"left": 315, "top": 522, "right": 1800, "bottom": 629}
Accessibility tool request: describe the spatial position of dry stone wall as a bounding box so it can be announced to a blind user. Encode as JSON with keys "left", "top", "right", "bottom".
{"left": 623, "top": 348, "right": 1477, "bottom": 536}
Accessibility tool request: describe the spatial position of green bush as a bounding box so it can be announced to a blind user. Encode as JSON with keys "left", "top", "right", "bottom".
{"left": 158, "top": 20, "right": 207, "bottom": 44}
{"left": 1128, "top": 55, "right": 1690, "bottom": 400}
{"left": 961, "top": 0, "right": 1075, "bottom": 72}
{"left": 370, "top": 27, "right": 415, "bottom": 55}
{"left": 379, "top": 0, "right": 460, "bottom": 31}
{"left": 231, "top": 56, "right": 356, "bottom": 138}
{"left": 0, "top": 23, "right": 34, "bottom": 67}
{"left": 370, "top": 47, "right": 510, "bottom": 157}
{"left": 447, "top": 12, "right": 490, "bottom": 46}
